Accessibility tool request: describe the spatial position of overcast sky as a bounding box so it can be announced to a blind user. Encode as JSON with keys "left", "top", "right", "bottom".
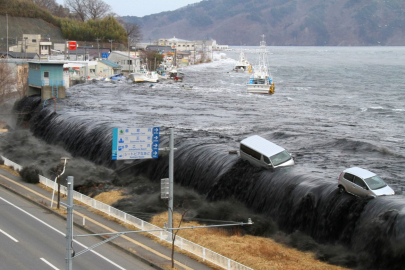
{"left": 56, "top": 0, "right": 202, "bottom": 17}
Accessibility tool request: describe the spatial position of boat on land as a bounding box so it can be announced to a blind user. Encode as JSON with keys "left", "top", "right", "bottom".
{"left": 246, "top": 35, "right": 275, "bottom": 95}
{"left": 128, "top": 65, "right": 159, "bottom": 83}
{"left": 158, "top": 66, "right": 184, "bottom": 82}
{"left": 234, "top": 51, "right": 252, "bottom": 72}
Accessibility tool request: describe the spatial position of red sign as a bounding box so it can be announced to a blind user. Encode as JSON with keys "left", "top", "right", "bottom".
{"left": 69, "top": 41, "right": 77, "bottom": 50}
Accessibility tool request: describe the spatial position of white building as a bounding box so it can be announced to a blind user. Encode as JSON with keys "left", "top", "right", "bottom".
{"left": 9, "top": 34, "right": 52, "bottom": 55}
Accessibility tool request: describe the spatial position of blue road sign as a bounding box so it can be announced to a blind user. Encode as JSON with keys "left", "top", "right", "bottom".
{"left": 112, "top": 127, "right": 160, "bottom": 160}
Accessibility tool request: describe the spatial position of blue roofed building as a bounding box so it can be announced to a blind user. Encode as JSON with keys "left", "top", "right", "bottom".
{"left": 27, "top": 61, "right": 66, "bottom": 101}
{"left": 96, "top": 59, "right": 122, "bottom": 78}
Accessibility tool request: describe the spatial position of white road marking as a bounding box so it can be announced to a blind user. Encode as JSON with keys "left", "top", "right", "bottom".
{"left": 0, "top": 196, "right": 126, "bottom": 270}
{"left": 0, "top": 228, "right": 19, "bottom": 242}
{"left": 40, "top": 258, "right": 59, "bottom": 270}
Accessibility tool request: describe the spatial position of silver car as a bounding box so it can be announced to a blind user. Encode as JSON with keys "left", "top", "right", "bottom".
{"left": 338, "top": 167, "right": 395, "bottom": 198}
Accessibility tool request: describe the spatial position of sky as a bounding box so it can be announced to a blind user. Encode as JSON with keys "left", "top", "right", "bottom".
{"left": 56, "top": 0, "right": 202, "bottom": 17}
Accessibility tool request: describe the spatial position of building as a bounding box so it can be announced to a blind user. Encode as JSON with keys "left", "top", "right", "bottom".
{"left": 146, "top": 45, "right": 172, "bottom": 53}
{"left": 0, "top": 51, "right": 40, "bottom": 60}
{"left": 108, "top": 51, "right": 140, "bottom": 75}
{"left": 158, "top": 37, "right": 196, "bottom": 52}
{"left": 10, "top": 34, "right": 52, "bottom": 55}
{"left": 27, "top": 61, "right": 66, "bottom": 101}
{"left": 96, "top": 60, "right": 121, "bottom": 78}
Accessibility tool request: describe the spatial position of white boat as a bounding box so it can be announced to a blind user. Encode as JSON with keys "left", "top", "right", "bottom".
{"left": 129, "top": 65, "right": 159, "bottom": 83}
{"left": 158, "top": 66, "right": 184, "bottom": 82}
{"left": 234, "top": 51, "right": 252, "bottom": 72}
{"left": 246, "top": 35, "right": 275, "bottom": 95}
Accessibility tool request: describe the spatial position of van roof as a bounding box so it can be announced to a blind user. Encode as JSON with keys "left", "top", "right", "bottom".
{"left": 240, "top": 135, "right": 285, "bottom": 157}
{"left": 344, "top": 167, "right": 376, "bottom": 179}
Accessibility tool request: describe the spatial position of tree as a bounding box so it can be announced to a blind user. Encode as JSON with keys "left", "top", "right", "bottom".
{"left": 86, "top": 0, "right": 111, "bottom": 20}
{"left": 0, "top": 62, "right": 16, "bottom": 105}
{"left": 118, "top": 19, "right": 142, "bottom": 45}
{"left": 65, "top": 0, "right": 111, "bottom": 21}
{"left": 65, "top": 0, "right": 89, "bottom": 21}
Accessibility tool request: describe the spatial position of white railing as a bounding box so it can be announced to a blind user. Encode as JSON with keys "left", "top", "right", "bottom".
{"left": 2, "top": 157, "right": 253, "bottom": 270}
{"left": 1, "top": 156, "right": 23, "bottom": 171}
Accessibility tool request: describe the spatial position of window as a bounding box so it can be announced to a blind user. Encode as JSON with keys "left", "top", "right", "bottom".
{"left": 263, "top": 156, "right": 271, "bottom": 164}
{"left": 90, "top": 69, "right": 95, "bottom": 73}
{"left": 344, "top": 173, "right": 354, "bottom": 182}
{"left": 44, "top": 71, "right": 49, "bottom": 78}
{"left": 32, "top": 39, "right": 36, "bottom": 42}
{"left": 364, "top": 176, "right": 387, "bottom": 190}
{"left": 354, "top": 177, "right": 367, "bottom": 189}
{"left": 127, "top": 60, "right": 132, "bottom": 65}
{"left": 240, "top": 144, "right": 261, "bottom": 160}
{"left": 270, "top": 151, "right": 291, "bottom": 167}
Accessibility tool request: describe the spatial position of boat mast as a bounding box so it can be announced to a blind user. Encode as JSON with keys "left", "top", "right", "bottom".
{"left": 258, "top": 34, "right": 268, "bottom": 76}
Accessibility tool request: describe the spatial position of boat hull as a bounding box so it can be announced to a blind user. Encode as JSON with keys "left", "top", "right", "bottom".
{"left": 247, "top": 83, "right": 274, "bottom": 94}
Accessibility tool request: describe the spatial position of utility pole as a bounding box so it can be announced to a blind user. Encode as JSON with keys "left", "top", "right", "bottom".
{"left": 108, "top": 39, "right": 113, "bottom": 52}
{"left": 95, "top": 38, "right": 100, "bottom": 59}
{"left": 6, "top": 13, "right": 9, "bottom": 60}
{"left": 168, "top": 128, "right": 174, "bottom": 230}
{"left": 64, "top": 176, "right": 74, "bottom": 270}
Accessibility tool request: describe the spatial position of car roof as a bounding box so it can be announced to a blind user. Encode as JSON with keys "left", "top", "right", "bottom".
{"left": 240, "top": 135, "right": 285, "bottom": 157}
{"left": 343, "top": 167, "right": 376, "bottom": 179}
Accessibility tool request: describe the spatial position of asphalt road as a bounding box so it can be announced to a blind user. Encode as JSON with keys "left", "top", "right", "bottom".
{"left": 0, "top": 186, "right": 157, "bottom": 270}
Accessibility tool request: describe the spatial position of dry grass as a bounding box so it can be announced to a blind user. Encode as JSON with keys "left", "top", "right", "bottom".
{"left": 93, "top": 190, "right": 130, "bottom": 205}
{"left": 0, "top": 165, "right": 21, "bottom": 177}
{"left": 31, "top": 183, "right": 350, "bottom": 270}
{"left": 150, "top": 213, "right": 349, "bottom": 270}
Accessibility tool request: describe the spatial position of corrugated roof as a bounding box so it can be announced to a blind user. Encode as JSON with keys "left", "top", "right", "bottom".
{"left": 100, "top": 59, "right": 121, "bottom": 68}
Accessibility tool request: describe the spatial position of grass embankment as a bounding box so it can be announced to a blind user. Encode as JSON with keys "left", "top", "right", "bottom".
{"left": 95, "top": 190, "right": 349, "bottom": 270}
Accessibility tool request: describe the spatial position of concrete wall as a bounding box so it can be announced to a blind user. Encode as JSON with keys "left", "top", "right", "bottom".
{"left": 41, "top": 86, "right": 65, "bottom": 101}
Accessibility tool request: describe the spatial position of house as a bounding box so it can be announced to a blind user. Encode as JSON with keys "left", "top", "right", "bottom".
{"left": 9, "top": 34, "right": 52, "bottom": 55}
{"left": 108, "top": 51, "right": 140, "bottom": 75}
{"left": 146, "top": 45, "right": 172, "bottom": 53}
{"left": 158, "top": 37, "right": 196, "bottom": 52}
{"left": 27, "top": 61, "right": 66, "bottom": 101}
{"left": 96, "top": 60, "right": 121, "bottom": 78}
{"left": 0, "top": 51, "right": 40, "bottom": 60}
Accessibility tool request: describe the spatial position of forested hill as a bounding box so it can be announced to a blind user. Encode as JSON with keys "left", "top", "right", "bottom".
{"left": 122, "top": 0, "right": 405, "bottom": 46}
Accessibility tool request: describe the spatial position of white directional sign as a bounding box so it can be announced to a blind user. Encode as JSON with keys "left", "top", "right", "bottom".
{"left": 112, "top": 127, "right": 160, "bottom": 160}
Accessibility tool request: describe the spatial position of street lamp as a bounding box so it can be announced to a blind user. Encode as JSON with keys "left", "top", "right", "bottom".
{"left": 108, "top": 39, "right": 114, "bottom": 52}
{"left": 51, "top": 157, "right": 70, "bottom": 209}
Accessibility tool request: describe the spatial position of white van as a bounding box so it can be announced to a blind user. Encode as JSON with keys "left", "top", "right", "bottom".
{"left": 240, "top": 135, "right": 295, "bottom": 170}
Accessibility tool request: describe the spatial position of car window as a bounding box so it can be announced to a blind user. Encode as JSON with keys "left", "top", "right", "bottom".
{"left": 344, "top": 173, "right": 354, "bottom": 182}
{"left": 263, "top": 156, "right": 271, "bottom": 164}
{"left": 364, "top": 176, "right": 387, "bottom": 190}
{"left": 354, "top": 177, "right": 367, "bottom": 189}
{"left": 270, "top": 151, "right": 291, "bottom": 166}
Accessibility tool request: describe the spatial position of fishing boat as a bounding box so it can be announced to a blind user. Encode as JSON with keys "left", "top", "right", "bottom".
{"left": 128, "top": 65, "right": 159, "bottom": 83}
{"left": 234, "top": 51, "right": 252, "bottom": 72}
{"left": 246, "top": 35, "right": 275, "bottom": 95}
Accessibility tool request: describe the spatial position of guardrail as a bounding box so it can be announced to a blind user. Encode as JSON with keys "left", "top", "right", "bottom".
{"left": 1, "top": 156, "right": 253, "bottom": 270}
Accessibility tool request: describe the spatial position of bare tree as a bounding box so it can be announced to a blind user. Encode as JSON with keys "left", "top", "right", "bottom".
{"left": 65, "top": 0, "right": 111, "bottom": 21}
{"left": 119, "top": 19, "right": 143, "bottom": 43}
{"left": 0, "top": 62, "right": 16, "bottom": 105}
{"left": 86, "top": 0, "right": 111, "bottom": 20}
{"left": 65, "top": 0, "right": 88, "bottom": 21}
{"left": 30, "top": 0, "right": 58, "bottom": 12}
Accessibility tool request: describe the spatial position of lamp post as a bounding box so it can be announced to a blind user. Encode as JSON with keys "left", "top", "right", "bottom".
{"left": 51, "top": 157, "right": 69, "bottom": 209}
{"left": 24, "top": 37, "right": 28, "bottom": 60}
{"left": 108, "top": 39, "right": 114, "bottom": 52}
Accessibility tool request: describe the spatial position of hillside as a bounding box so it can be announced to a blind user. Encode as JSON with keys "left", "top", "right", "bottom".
{"left": 0, "top": 16, "right": 65, "bottom": 50}
{"left": 122, "top": 0, "right": 405, "bottom": 46}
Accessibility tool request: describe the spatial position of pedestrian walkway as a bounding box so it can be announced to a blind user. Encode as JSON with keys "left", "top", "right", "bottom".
{"left": 0, "top": 167, "right": 216, "bottom": 270}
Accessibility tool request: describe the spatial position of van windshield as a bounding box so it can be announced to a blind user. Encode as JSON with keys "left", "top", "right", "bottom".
{"left": 364, "top": 176, "right": 387, "bottom": 190}
{"left": 270, "top": 151, "right": 291, "bottom": 167}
